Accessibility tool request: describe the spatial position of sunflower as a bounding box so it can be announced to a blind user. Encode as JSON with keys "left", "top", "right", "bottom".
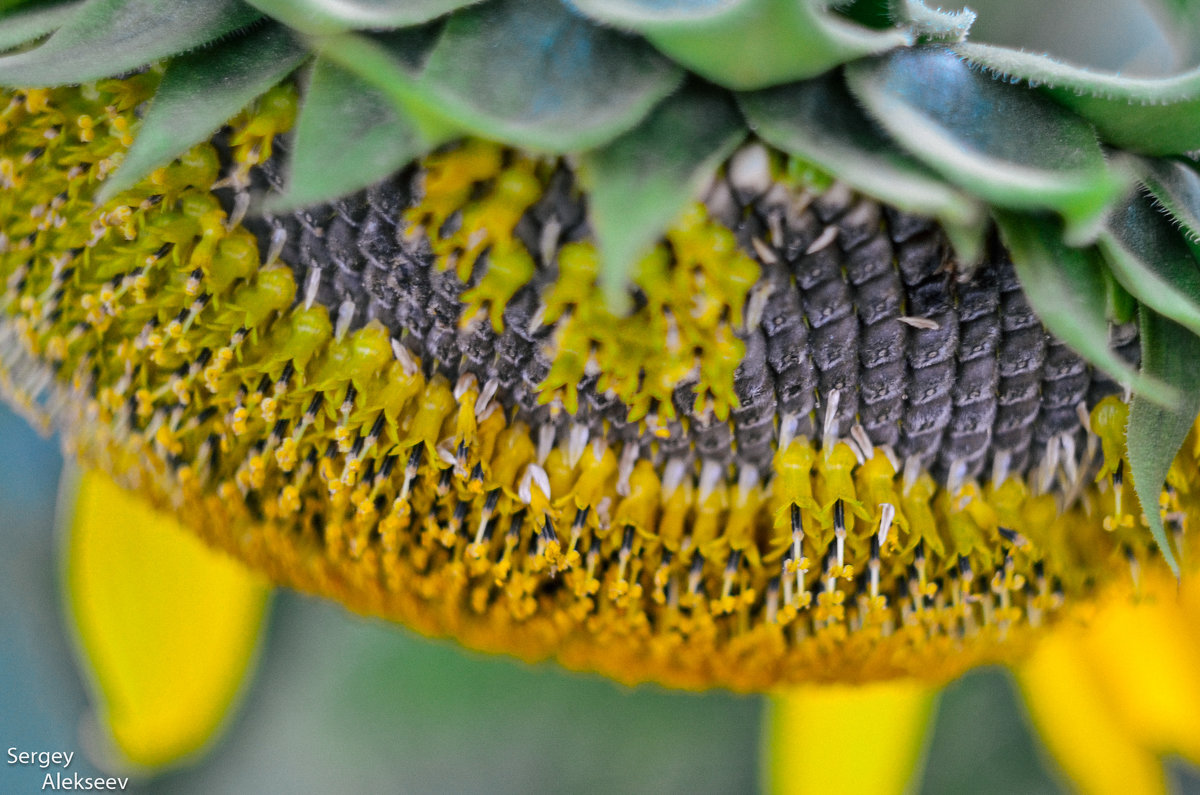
{"left": 2, "top": 0, "right": 1200, "bottom": 790}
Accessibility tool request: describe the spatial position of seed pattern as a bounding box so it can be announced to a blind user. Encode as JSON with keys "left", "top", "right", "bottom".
{"left": 0, "top": 80, "right": 1190, "bottom": 690}
{"left": 248, "top": 140, "right": 1136, "bottom": 486}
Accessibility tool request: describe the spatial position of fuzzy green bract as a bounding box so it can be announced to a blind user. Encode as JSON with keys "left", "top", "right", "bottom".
{"left": 1128, "top": 308, "right": 1200, "bottom": 576}
{"left": 314, "top": 26, "right": 462, "bottom": 150}
{"left": 268, "top": 55, "right": 423, "bottom": 211}
{"left": 847, "top": 48, "right": 1127, "bottom": 244}
{"left": 1098, "top": 193, "right": 1200, "bottom": 340}
{"left": 956, "top": 41, "right": 1200, "bottom": 156}
{"left": 0, "top": 0, "right": 261, "bottom": 86}
{"left": 568, "top": 0, "right": 909, "bottom": 89}
{"left": 99, "top": 23, "right": 307, "bottom": 202}
{"left": 0, "top": 0, "right": 81, "bottom": 52}
{"left": 243, "top": 0, "right": 480, "bottom": 35}
{"left": 1141, "top": 158, "right": 1200, "bottom": 245}
{"left": 580, "top": 83, "right": 744, "bottom": 307}
{"left": 411, "top": 0, "right": 683, "bottom": 152}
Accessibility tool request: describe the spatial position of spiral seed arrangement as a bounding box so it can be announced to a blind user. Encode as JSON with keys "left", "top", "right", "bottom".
{"left": 0, "top": 79, "right": 1189, "bottom": 690}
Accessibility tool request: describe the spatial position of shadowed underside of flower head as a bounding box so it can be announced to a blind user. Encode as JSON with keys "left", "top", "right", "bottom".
{"left": 0, "top": 80, "right": 1194, "bottom": 691}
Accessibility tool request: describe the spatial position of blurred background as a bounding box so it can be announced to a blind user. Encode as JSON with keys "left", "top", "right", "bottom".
{"left": 3, "top": 0, "right": 1200, "bottom": 791}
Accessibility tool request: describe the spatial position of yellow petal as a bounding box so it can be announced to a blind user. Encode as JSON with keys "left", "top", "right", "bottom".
{"left": 1077, "top": 578, "right": 1200, "bottom": 765}
{"left": 1017, "top": 626, "right": 1165, "bottom": 795}
{"left": 766, "top": 680, "right": 937, "bottom": 795}
{"left": 62, "top": 467, "right": 270, "bottom": 770}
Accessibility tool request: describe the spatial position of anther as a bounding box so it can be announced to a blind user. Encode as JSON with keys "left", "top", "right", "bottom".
{"left": 688, "top": 552, "right": 705, "bottom": 596}
{"left": 610, "top": 524, "right": 636, "bottom": 593}
{"left": 538, "top": 514, "right": 562, "bottom": 567}
{"left": 868, "top": 534, "right": 881, "bottom": 599}
{"left": 721, "top": 549, "right": 743, "bottom": 599}
{"left": 436, "top": 467, "right": 453, "bottom": 497}
{"left": 449, "top": 500, "right": 470, "bottom": 538}
{"left": 472, "top": 489, "right": 502, "bottom": 546}
{"left": 914, "top": 538, "right": 928, "bottom": 595}
{"left": 570, "top": 505, "right": 590, "bottom": 548}
{"left": 269, "top": 418, "right": 288, "bottom": 446}
{"left": 398, "top": 445, "right": 423, "bottom": 503}
{"left": 275, "top": 361, "right": 294, "bottom": 394}
{"left": 340, "top": 383, "right": 357, "bottom": 418}
{"left": 833, "top": 499, "right": 847, "bottom": 572}
{"left": 957, "top": 556, "right": 974, "bottom": 599}
{"left": 304, "top": 393, "right": 323, "bottom": 421}
{"left": 997, "top": 526, "right": 1027, "bottom": 549}
{"left": 366, "top": 412, "right": 385, "bottom": 445}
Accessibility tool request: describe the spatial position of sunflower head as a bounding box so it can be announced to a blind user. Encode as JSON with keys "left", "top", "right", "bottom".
{"left": 2, "top": 0, "right": 1200, "bottom": 694}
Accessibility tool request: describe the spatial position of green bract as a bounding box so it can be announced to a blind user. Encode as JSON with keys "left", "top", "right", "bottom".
{"left": 1128, "top": 306, "right": 1200, "bottom": 576}
{"left": 567, "top": 0, "right": 909, "bottom": 89}
{"left": 96, "top": 22, "right": 308, "bottom": 202}
{"left": 579, "top": 83, "right": 744, "bottom": 306}
{"left": 269, "top": 54, "right": 422, "bottom": 210}
{"left": 2, "top": 0, "right": 1200, "bottom": 572}
{"left": 956, "top": 41, "right": 1200, "bottom": 155}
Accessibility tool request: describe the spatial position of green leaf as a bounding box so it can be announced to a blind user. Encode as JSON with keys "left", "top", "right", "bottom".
{"left": 569, "top": 0, "right": 909, "bottom": 90}
{"left": 313, "top": 29, "right": 463, "bottom": 149}
{"left": 406, "top": 0, "right": 683, "bottom": 152}
{"left": 243, "top": 0, "right": 478, "bottom": 35}
{"left": 0, "top": 0, "right": 262, "bottom": 87}
{"left": 578, "top": 83, "right": 745, "bottom": 308}
{"left": 1127, "top": 306, "right": 1200, "bottom": 576}
{"left": 738, "top": 72, "right": 984, "bottom": 259}
{"left": 265, "top": 55, "right": 423, "bottom": 211}
{"left": 955, "top": 42, "right": 1200, "bottom": 156}
{"left": 0, "top": 0, "right": 80, "bottom": 52}
{"left": 995, "top": 211, "right": 1177, "bottom": 408}
{"left": 847, "top": 47, "right": 1129, "bottom": 243}
{"left": 1097, "top": 191, "right": 1200, "bottom": 339}
{"left": 97, "top": 23, "right": 307, "bottom": 203}
{"left": 1140, "top": 157, "right": 1200, "bottom": 245}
